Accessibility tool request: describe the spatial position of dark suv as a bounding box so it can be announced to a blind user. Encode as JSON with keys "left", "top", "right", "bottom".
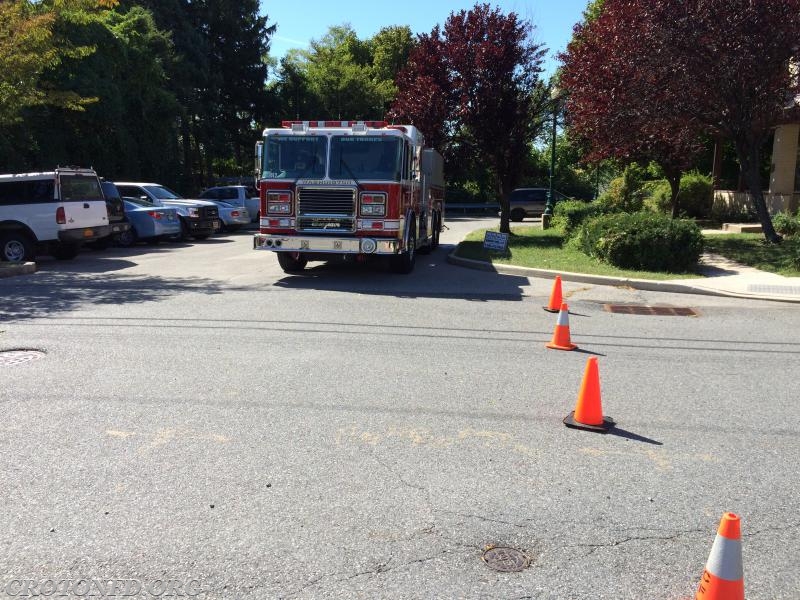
{"left": 508, "top": 188, "right": 548, "bottom": 222}
{"left": 87, "top": 180, "right": 131, "bottom": 249}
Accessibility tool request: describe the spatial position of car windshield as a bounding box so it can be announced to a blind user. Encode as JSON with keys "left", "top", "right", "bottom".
{"left": 60, "top": 174, "right": 104, "bottom": 202}
{"left": 144, "top": 185, "right": 183, "bottom": 200}
{"left": 329, "top": 136, "right": 402, "bottom": 181}
{"left": 124, "top": 197, "right": 155, "bottom": 207}
{"left": 263, "top": 135, "right": 327, "bottom": 180}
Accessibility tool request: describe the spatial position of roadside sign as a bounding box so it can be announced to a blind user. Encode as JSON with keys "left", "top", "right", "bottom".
{"left": 483, "top": 231, "right": 509, "bottom": 252}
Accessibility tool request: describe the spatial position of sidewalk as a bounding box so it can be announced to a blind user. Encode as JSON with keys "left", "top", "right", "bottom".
{"left": 447, "top": 251, "right": 800, "bottom": 304}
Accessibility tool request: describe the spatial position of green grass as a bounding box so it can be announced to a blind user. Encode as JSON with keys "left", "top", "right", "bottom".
{"left": 454, "top": 225, "right": 701, "bottom": 280}
{"left": 704, "top": 233, "right": 800, "bottom": 276}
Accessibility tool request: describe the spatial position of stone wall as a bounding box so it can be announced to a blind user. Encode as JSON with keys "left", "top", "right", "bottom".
{"left": 713, "top": 190, "right": 799, "bottom": 216}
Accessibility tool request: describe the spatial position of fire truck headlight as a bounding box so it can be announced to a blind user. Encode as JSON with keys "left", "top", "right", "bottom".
{"left": 361, "top": 204, "right": 385, "bottom": 216}
{"left": 360, "top": 238, "right": 377, "bottom": 254}
{"left": 268, "top": 203, "right": 291, "bottom": 214}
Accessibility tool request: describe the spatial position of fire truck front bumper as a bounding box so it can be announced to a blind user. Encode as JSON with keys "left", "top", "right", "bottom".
{"left": 253, "top": 234, "right": 400, "bottom": 255}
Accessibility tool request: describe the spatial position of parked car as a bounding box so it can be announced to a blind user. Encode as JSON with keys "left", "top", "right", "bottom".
{"left": 0, "top": 167, "right": 111, "bottom": 262}
{"left": 507, "top": 188, "right": 548, "bottom": 222}
{"left": 88, "top": 180, "right": 132, "bottom": 249}
{"left": 202, "top": 200, "right": 250, "bottom": 232}
{"left": 116, "top": 197, "right": 181, "bottom": 246}
{"left": 198, "top": 185, "right": 260, "bottom": 222}
{"left": 115, "top": 182, "right": 219, "bottom": 241}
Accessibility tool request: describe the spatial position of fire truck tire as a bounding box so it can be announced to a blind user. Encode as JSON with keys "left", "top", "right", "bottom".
{"left": 392, "top": 224, "right": 416, "bottom": 274}
{"left": 277, "top": 251, "right": 307, "bottom": 273}
{"left": 431, "top": 211, "right": 441, "bottom": 250}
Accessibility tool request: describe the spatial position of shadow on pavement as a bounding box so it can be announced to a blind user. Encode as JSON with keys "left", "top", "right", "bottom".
{"left": 0, "top": 268, "right": 230, "bottom": 321}
{"left": 273, "top": 245, "right": 531, "bottom": 301}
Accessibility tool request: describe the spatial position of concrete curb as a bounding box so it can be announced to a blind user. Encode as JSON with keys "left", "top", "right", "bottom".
{"left": 0, "top": 262, "right": 37, "bottom": 278}
{"left": 446, "top": 252, "right": 800, "bottom": 303}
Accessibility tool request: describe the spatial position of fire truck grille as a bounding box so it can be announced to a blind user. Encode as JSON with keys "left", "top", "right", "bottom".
{"left": 297, "top": 187, "right": 356, "bottom": 232}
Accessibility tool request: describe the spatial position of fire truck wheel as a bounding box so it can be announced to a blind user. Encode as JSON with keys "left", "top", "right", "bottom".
{"left": 277, "top": 251, "right": 307, "bottom": 273}
{"left": 392, "top": 225, "right": 416, "bottom": 274}
{"left": 431, "top": 211, "right": 441, "bottom": 250}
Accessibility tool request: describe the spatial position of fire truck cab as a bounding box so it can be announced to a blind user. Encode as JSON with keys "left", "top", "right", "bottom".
{"left": 253, "top": 120, "right": 444, "bottom": 274}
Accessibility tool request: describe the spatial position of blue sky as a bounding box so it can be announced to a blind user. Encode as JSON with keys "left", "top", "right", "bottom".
{"left": 259, "top": 0, "right": 589, "bottom": 78}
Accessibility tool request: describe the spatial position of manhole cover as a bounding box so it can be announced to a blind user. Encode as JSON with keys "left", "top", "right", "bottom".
{"left": 482, "top": 547, "right": 530, "bottom": 572}
{"left": 0, "top": 350, "right": 46, "bottom": 366}
{"left": 604, "top": 304, "right": 698, "bottom": 316}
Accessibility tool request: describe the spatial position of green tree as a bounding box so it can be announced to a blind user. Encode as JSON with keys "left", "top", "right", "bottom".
{"left": 272, "top": 24, "right": 413, "bottom": 121}
{"left": 0, "top": 0, "right": 98, "bottom": 128}
{"left": 121, "top": 0, "right": 275, "bottom": 189}
{"left": 299, "top": 25, "right": 383, "bottom": 119}
{"left": 1, "top": 5, "right": 179, "bottom": 180}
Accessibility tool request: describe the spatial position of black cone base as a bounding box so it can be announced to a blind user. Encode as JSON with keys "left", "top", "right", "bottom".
{"left": 563, "top": 411, "right": 614, "bottom": 433}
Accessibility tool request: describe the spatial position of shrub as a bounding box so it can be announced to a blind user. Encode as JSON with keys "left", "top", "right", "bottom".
{"left": 596, "top": 164, "right": 646, "bottom": 213}
{"left": 643, "top": 172, "right": 713, "bottom": 218}
{"left": 678, "top": 172, "right": 713, "bottom": 218}
{"left": 576, "top": 211, "right": 704, "bottom": 272}
{"left": 552, "top": 199, "right": 607, "bottom": 236}
{"left": 772, "top": 211, "right": 800, "bottom": 238}
{"left": 644, "top": 180, "right": 673, "bottom": 214}
{"left": 709, "top": 202, "right": 758, "bottom": 224}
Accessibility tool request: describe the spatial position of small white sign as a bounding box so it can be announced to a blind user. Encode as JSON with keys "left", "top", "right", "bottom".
{"left": 483, "top": 231, "right": 509, "bottom": 252}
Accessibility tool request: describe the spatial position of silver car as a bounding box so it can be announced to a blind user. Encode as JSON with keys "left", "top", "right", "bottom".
{"left": 508, "top": 188, "right": 548, "bottom": 222}
{"left": 204, "top": 200, "right": 250, "bottom": 232}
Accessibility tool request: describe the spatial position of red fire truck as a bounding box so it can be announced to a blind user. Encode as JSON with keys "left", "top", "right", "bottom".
{"left": 253, "top": 120, "right": 444, "bottom": 274}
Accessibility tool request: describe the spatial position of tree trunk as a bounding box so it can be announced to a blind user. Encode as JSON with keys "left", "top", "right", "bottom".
{"left": 666, "top": 172, "right": 681, "bottom": 219}
{"left": 180, "top": 113, "right": 192, "bottom": 192}
{"left": 736, "top": 140, "right": 781, "bottom": 244}
{"left": 498, "top": 178, "right": 511, "bottom": 234}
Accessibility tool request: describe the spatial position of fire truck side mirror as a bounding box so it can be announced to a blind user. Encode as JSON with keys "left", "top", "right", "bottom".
{"left": 254, "top": 141, "right": 263, "bottom": 176}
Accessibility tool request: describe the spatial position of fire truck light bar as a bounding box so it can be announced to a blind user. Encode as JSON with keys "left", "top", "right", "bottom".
{"left": 281, "top": 120, "right": 388, "bottom": 129}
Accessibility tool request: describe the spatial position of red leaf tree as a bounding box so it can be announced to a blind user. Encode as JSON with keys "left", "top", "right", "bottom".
{"left": 390, "top": 3, "right": 547, "bottom": 233}
{"left": 560, "top": 1, "right": 705, "bottom": 218}
{"left": 560, "top": 0, "right": 800, "bottom": 242}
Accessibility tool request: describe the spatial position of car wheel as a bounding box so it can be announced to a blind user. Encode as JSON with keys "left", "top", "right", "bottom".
{"left": 52, "top": 243, "right": 80, "bottom": 260}
{"left": 510, "top": 208, "right": 526, "bottom": 222}
{"left": 277, "top": 252, "right": 307, "bottom": 273}
{"left": 116, "top": 227, "right": 137, "bottom": 247}
{"left": 391, "top": 220, "right": 417, "bottom": 274}
{"left": 177, "top": 218, "right": 190, "bottom": 242}
{"left": 0, "top": 231, "right": 34, "bottom": 263}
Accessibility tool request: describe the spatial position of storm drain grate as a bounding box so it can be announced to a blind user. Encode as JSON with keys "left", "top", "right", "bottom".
{"left": 482, "top": 547, "right": 530, "bottom": 572}
{"left": 604, "top": 304, "right": 699, "bottom": 317}
{"left": 0, "top": 350, "right": 46, "bottom": 366}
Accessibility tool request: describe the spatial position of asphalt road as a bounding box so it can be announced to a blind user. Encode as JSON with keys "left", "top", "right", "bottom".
{"left": 1, "top": 217, "right": 799, "bottom": 599}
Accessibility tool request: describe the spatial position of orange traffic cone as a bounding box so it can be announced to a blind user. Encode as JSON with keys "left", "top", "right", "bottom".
{"left": 543, "top": 276, "right": 563, "bottom": 312}
{"left": 546, "top": 303, "right": 577, "bottom": 351}
{"left": 695, "top": 512, "right": 744, "bottom": 600}
{"left": 563, "top": 357, "right": 614, "bottom": 432}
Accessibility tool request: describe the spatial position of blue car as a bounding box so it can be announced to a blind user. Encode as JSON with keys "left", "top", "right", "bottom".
{"left": 116, "top": 197, "right": 181, "bottom": 246}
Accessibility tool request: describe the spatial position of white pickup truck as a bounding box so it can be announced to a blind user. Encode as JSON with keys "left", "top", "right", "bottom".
{"left": 197, "top": 185, "right": 260, "bottom": 222}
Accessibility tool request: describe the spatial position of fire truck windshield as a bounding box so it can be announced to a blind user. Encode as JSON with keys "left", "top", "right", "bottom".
{"left": 263, "top": 135, "right": 327, "bottom": 180}
{"left": 329, "top": 136, "right": 402, "bottom": 182}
